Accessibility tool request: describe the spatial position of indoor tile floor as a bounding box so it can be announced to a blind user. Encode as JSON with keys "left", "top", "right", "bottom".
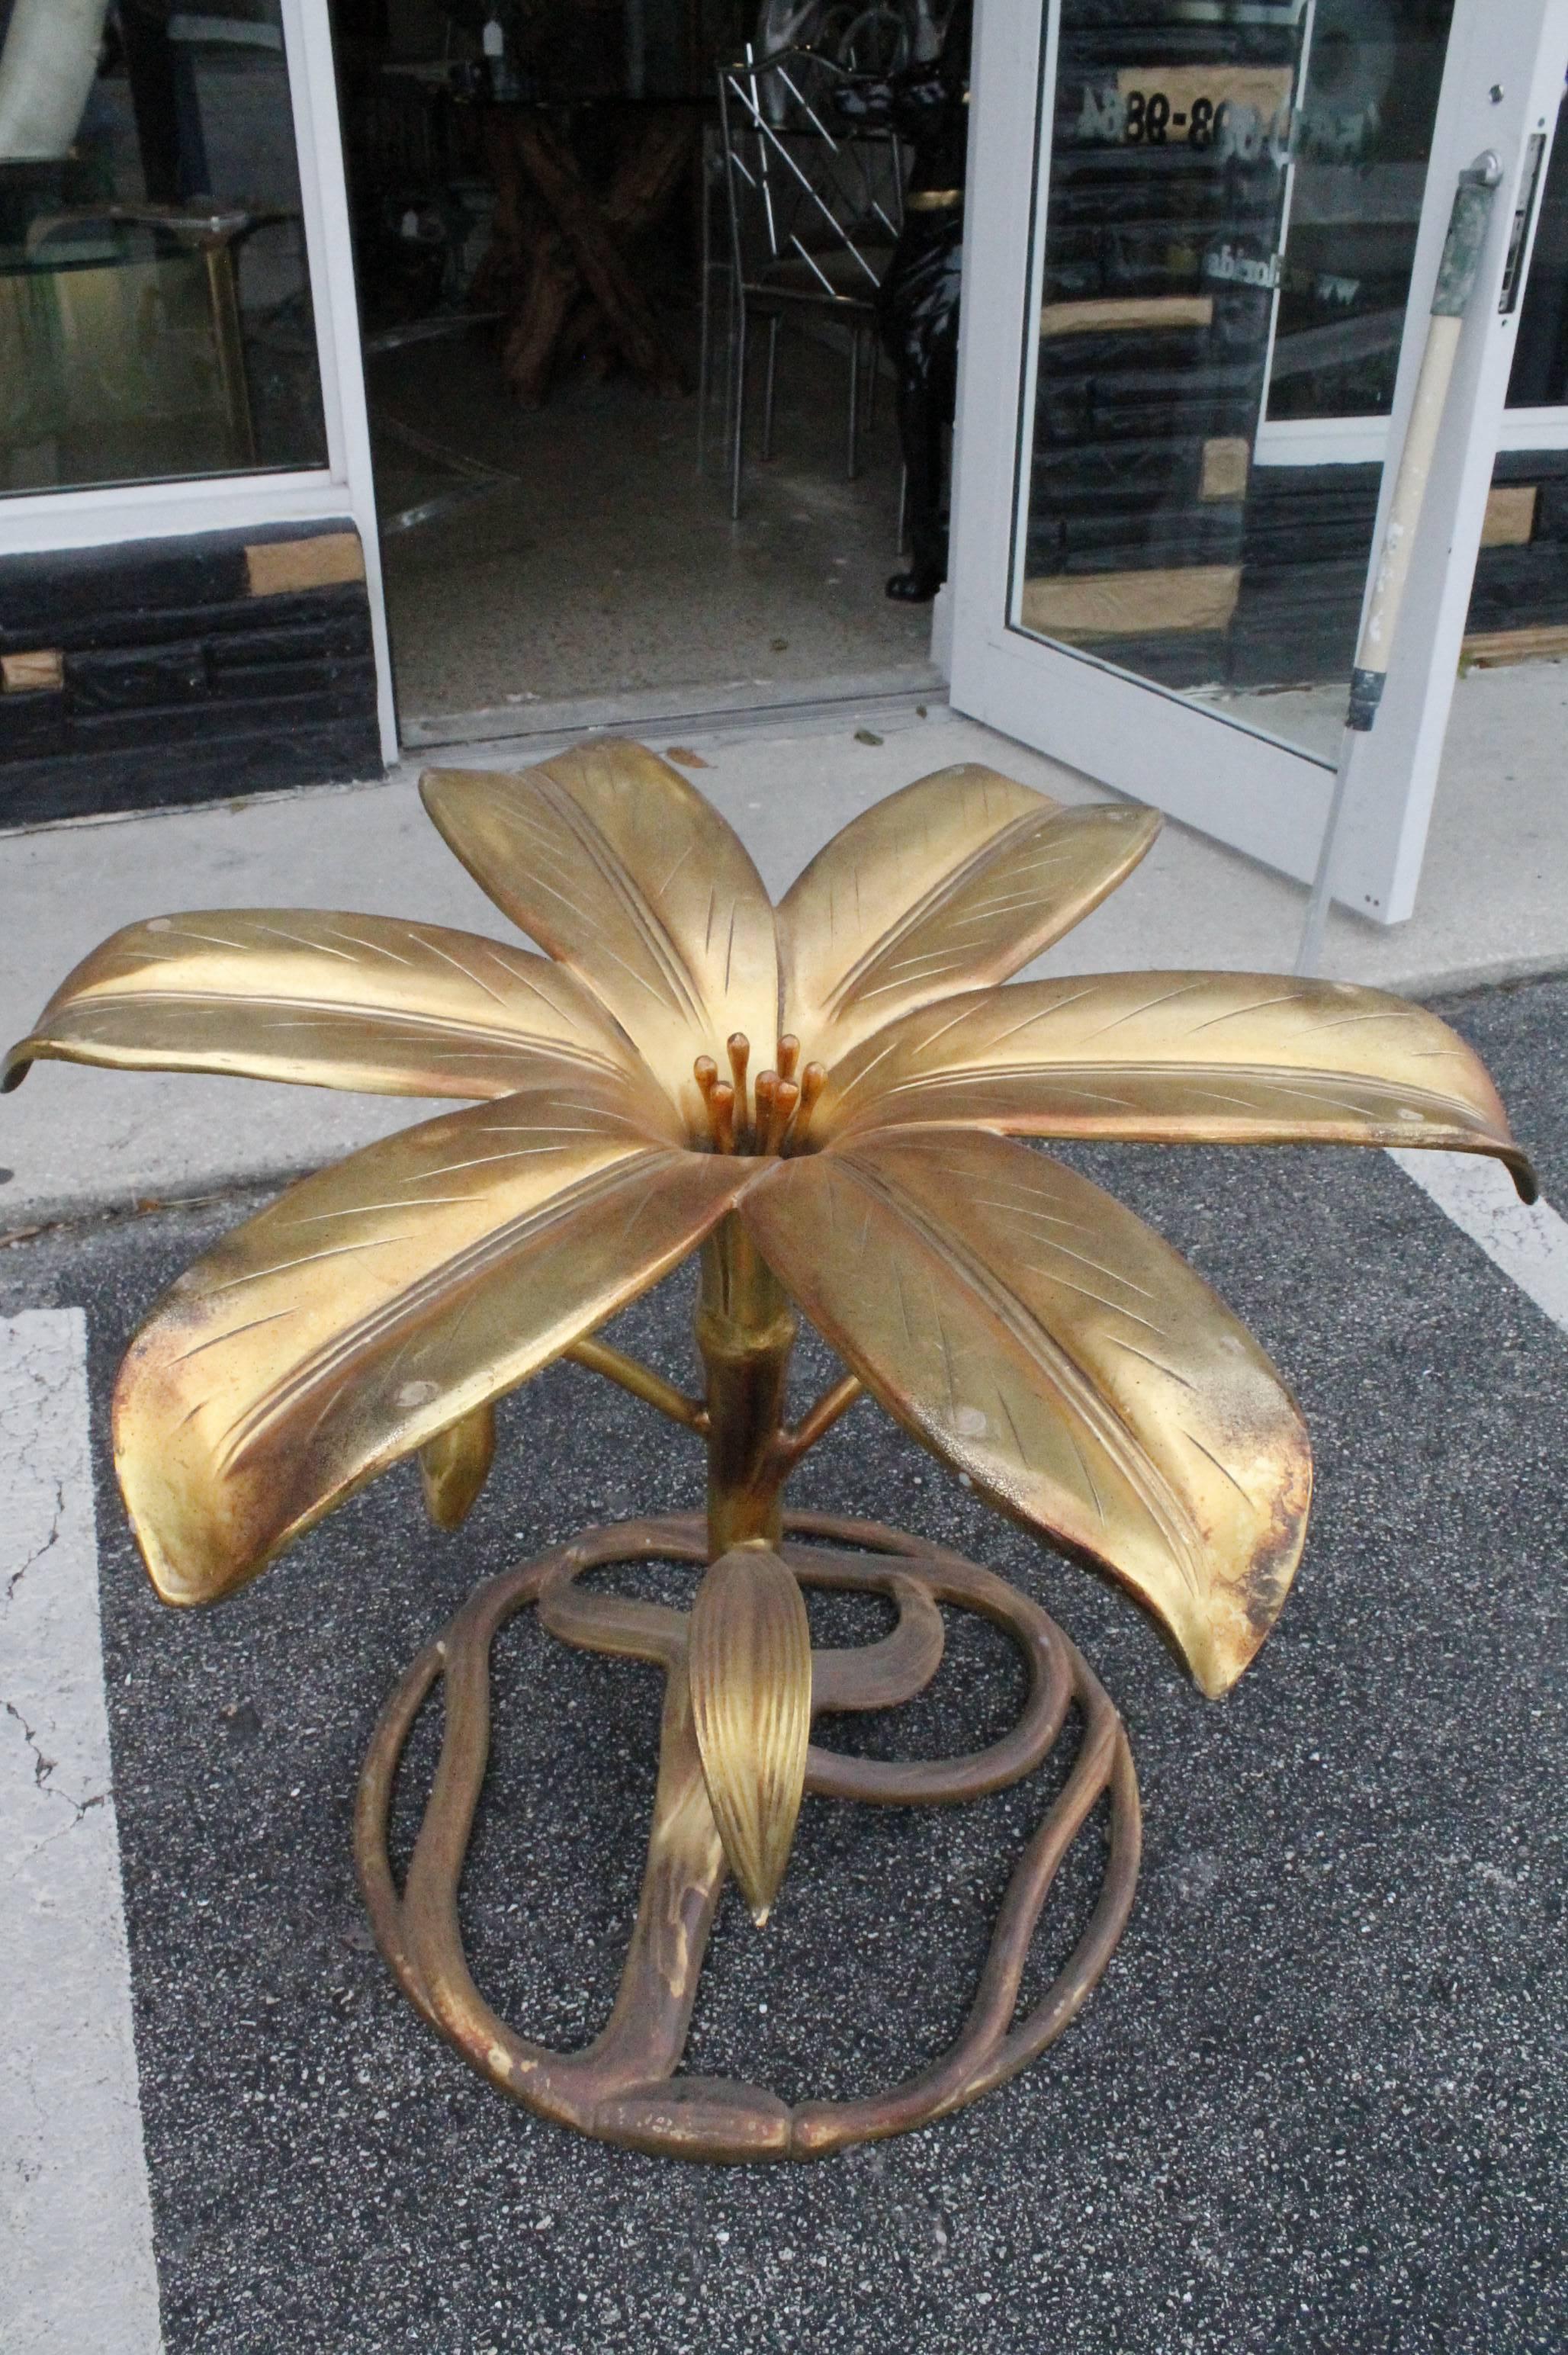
{"left": 371, "top": 318, "right": 931, "bottom": 721}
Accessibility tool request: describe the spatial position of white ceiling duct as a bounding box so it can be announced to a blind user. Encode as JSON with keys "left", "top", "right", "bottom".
{"left": 0, "top": 0, "right": 113, "bottom": 162}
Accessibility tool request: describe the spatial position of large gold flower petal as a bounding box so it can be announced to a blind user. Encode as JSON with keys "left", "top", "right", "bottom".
{"left": 742, "top": 1127, "right": 1312, "bottom": 1697}
{"left": 818, "top": 971, "right": 1536, "bottom": 1198}
{"left": 776, "top": 763, "right": 1159, "bottom": 1065}
{"left": 115, "top": 1101, "right": 760, "bottom": 1605}
{"left": 2, "top": 909, "right": 667, "bottom": 1120}
{"left": 420, "top": 741, "right": 779, "bottom": 1122}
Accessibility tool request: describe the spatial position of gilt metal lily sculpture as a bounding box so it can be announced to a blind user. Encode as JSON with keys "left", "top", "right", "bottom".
{"left": 5, "top": 741, "right": 1530, "bottom": 2160}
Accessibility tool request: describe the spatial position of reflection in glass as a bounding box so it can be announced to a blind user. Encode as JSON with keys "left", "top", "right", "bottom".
{"left": 1267, "top": 0, "right": 1454, "bottom": 425}
{"left": 0, "top": 1, "right": 328, "bottom": 496}
{"left": 1011, "top": 0, "right": 1454, "bottom": 755}
{"left": 1508, "top": 84, "right": 1568, "bottom": 407}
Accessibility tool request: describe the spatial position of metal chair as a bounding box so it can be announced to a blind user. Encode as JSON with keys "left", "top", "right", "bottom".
{"left": 709, "top": 44, "right": 903, "bottom": 519}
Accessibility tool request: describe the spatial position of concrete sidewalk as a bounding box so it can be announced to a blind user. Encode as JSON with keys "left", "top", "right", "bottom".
{"left": 2, "top": 657, "right": 1564, "bottom": 1226}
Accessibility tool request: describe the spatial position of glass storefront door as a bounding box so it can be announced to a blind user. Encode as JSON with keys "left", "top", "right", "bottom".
{"left": 1011, "top": 0, "right": 1462, "bottom": 758}
{"left": 949, "top": 0, "right": 1568, "bottom": 923}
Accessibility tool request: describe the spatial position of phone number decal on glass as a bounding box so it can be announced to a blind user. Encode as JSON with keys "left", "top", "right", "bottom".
{"left": 1128, "top": 89, "right": 1220, "bottom": 144}
{"left": 1075, "top": 67, "right": 1296, "bottom": 158}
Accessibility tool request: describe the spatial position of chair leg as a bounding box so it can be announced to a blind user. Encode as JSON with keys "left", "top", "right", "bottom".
{"left": 721, "top": 274, "right": 738, "bottom": 466}
{"left": 731, "top": 303, "right": 749, "bottom": 522}
{"left": 897, "top": 461, "right": 908, "bottom": 555}
{"left": 696, "top": 171, "right": 712, "bottom": 471}
{"left": 866, "top": 333, "right": 879, "bottom": 435}
{"left": 762, "top": 314, "right": 779, "bottom": 462}
{"left": 847, "top": 329, "right": 860, "bottom": 482}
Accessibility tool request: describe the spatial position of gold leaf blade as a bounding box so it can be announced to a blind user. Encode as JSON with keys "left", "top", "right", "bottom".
{"left": 819, "top": 972, "right": 1535, "bottom": 1197}
{"left": 1, "top": 909, "right": 670, "bottom": 1123}
{"left": 420, "top": 1403, "right": 496, "bottom": 1529}
{"left": 688, "top": 1546, "right": 813, "bottom": 1923}
{"left": 743, "top": 1129, "right": 1313, "bottom": 1697}
{"left": 115, "top": 1104, "right": 760, "bottom": 1605}
{"left": 420, "top": 741, "right": 779, "bottom": 1122}
{"left": 776, "top": 763, "right": 1159, "bottom": 1066}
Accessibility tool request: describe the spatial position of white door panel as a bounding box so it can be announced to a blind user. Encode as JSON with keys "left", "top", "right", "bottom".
{"left": 949, "top": 0, "right": 1568, "bottom": 924}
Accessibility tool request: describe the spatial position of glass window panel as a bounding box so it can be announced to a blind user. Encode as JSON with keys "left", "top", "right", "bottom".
{"left": 1011, "top": 0, "right": 1454, "bottom": 760}
{"left": 0, "top": 0, "right": 328, "bottom": 496}
{"left": 1507, "top": 81, "right": 1568, "bottom": 407}
{"left": 1267, "top": 0, "right": 1454, "bottom": 426}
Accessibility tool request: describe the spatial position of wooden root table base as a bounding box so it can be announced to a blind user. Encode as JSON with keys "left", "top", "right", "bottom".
{"left": 355, "top": 1511, "right": 1142, "bottom": 2164}
{"left": 480, "top": 108, "right": 694, "bottom": 406}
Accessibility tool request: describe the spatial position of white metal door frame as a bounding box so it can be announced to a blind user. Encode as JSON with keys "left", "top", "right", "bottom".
{"left": 281, "top": 0, "right": 396, "bottom": 765}
{"left": 1335, "top": 0, "right": 1568, "bottom": 920}
{"left": 948, "top": 0, "right": 1568, "bottom": 924}
{"left": 0, "top": 0, "right": 397, "bottom": 768}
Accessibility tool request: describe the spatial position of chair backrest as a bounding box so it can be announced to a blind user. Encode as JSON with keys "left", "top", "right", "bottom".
{"left": 717, "top": 45, "right": 903, "bottom": 304}
{"left": 753, "top": 1, "right": 943, "bottom": 81}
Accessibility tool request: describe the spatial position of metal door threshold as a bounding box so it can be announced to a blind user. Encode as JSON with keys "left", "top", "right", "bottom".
{"left": 399, "top": 663, "right": 949, "bottom": 754}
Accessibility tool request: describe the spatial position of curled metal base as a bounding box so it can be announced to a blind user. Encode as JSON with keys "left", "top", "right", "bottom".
{"left": 355, "top": 1511, "right": 1142, "bottom": 2163}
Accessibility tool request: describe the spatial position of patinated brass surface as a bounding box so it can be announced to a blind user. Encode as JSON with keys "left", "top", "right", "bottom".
{"left": 688, "top": 1545, "right": 813, "bottom": 1926}
{"left": 355, "top": 1512, "right": 1140, "bottom": 2163}
{"left": 5, "top": 739, "right": 1531, "bottom": 1686}
{"left": 4, "top": 737, "right": 1534, "bottom": 2152}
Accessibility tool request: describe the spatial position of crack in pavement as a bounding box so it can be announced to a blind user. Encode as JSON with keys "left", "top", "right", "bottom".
{"left": 5, "top": 1474, "right": 66, "bottom": 1601}
{"left": 4, "top": 1696, "right": 111, "bottom": 1820}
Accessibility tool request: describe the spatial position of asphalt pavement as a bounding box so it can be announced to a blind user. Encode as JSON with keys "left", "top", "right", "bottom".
{"left": 2, "top": 976, "right": 1565, "bottom": 2355}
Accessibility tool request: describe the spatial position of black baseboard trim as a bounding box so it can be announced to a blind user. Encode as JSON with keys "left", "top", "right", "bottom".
{"left": 0, "top": 715, "right": 384, "bottom": 829}
{"left": 0, "top": 519, "right": 386, "bottom": 824}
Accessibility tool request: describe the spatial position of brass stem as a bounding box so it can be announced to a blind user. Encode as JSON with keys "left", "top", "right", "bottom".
{"left": 568, "top": 1337, "right": 709, "bottom": 1434}
{"left": 696, "top": 1213, "right": 798, "bottom": 1557}
{"left": 781, "top": 1370, "right": 863, "bottom": 1463}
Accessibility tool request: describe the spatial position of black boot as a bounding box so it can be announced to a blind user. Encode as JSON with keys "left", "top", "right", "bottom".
{"left": 885, "top": 565, "right": 943, "bottom": 602}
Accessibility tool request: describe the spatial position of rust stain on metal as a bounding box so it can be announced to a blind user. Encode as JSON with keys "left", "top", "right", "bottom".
{"left": 355, "top": 1512, "right": 1141, "bottom": 2161}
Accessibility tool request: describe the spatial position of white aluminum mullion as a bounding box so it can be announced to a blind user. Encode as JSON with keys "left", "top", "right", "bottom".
{"left": 281, "top": 0, "right": 397, "bottom": 762}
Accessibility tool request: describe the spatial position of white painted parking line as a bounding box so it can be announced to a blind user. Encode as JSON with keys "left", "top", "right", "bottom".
{"left": 1389, "top": 1150, "right": 1568, "bottom": 1334}
{"left": 0, "top": 1311, "right": 162, "bottom": 2355}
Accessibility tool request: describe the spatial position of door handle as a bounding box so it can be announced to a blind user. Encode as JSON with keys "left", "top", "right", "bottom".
{"left": 1499, "top": 129, "right": 1549, "bottom": 314}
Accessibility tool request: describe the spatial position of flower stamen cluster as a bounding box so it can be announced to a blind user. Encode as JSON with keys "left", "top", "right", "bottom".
{"left": 693, "top": 1032, "right": 827, "bottom": 1156}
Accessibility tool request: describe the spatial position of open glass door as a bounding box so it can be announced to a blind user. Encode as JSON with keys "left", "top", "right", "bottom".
{"left": 948, "top": 0, "right": 1568, "bottom": 922}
